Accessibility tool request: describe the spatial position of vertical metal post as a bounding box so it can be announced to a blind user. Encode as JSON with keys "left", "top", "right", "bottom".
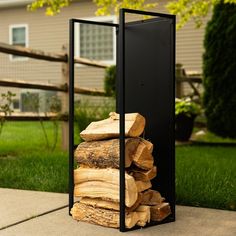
{"left": 171, "top": 15, "right": 176, "bottom": 220}
{"left": 119, "top": 8, "right": 126, "bottom": 232}
{"left": 69, "top": 19, "right": 75, "bottom": 215}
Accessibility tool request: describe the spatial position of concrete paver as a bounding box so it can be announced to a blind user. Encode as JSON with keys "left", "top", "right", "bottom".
{"left": 0, "top": 188, "right": 235, "bottom": 236}
{"left": 1, "top": 206, "right": 236, "bottom": 236}
{"left": 0, "top": 188, "right": 68, "bottom": 229}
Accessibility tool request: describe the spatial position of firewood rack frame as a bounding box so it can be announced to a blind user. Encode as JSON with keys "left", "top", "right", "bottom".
{"left": 69, "top": 8, "right": 176, "bottom": 232}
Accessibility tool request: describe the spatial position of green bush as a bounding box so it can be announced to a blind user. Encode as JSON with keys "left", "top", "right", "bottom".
{"left": 203, "top": 2, "right": 236, "bottom": 138}
{"left": 175, "top": 98, "right": 201, "bottom": 117}
{"left": 104, "top": 65, "right": 116, "bottom": 96}
{"left": 74, "top": 100, "right": 115, "bottom": 138}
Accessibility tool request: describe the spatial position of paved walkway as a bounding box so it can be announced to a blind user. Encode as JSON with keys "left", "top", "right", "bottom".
{"left": 0, "top": 188, "right": 235, "bottom": 236}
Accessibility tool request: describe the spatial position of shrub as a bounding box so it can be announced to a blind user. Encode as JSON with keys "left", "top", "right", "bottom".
{"left": 203, "top": 2, "right": 236, "bottom": 138}
{"left": 74, "top": 100, "right": 115, "bottom": 134}
{"left": 104, "top": 65, "right": 116, "bottom": 97}
{"left": 175, "top": 98, "right": 200, "bottom": 117}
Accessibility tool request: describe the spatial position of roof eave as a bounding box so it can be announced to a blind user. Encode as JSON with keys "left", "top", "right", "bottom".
{"left": 0, "top": 0, "right": 34, "bottom": 9}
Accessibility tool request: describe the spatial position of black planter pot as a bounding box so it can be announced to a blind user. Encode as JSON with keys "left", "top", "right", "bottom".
{"left": 175, "top": 114, "right": 196, "bottom": 141}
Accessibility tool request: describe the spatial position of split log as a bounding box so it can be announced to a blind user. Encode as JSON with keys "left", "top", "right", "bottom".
{"left": 133, "top": 141, "right": 154, "bottom": 170}
{"left": 71, "top": 202, "right": 137, "bottom": 228}
{"left": 74, "top": 168, "right": 138, "bottom": 207}
{"left": 150, "top": 203, "right": 171, "bottom": 221}
{"left": 80, "top": 112, "right": 145, "bottom": 141}
{"left": 71, "top": 202, "right": 150, "bottom": 228}
{"left": 127, "top": 192, "right": 142, "bottom": 212}
{"left": 129, "top": 166, "right": 157, "bottom": 181}
{"left": 80, "top": 193, "right": 142, "bottom": 212}
{"left": 140, "top": 138, "right": 153, "bottom": 153}
{"left": 140, "top": 189, "right": 165, "bottom": 206}
{"left": 74, "top": 138, "right": 140, "bottom": 168}
{"left": 136, "top": 180, "right": 152, "bottom": 192}
{"left": 136, "top": 205, "right": 151, "bottom": 227}
{"left": 80, "top": 197, "right": 119, "bottom": 211}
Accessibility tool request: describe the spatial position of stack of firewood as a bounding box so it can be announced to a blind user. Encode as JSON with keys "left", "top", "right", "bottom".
{"left": 71, "top": 112, "right": 171, "bottom": 229}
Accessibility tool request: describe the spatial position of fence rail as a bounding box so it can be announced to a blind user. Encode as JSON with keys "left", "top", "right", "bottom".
{"left": 0, "top": 42, "right": 108, "bottom": 68}
{"left": 176, "top": 64, "right": 203, "bottom": 99}
{"left": 0, "top": 43, "right": 203, "bottom": 149}
{"left": 0, "top": 42, "right": 110, "bottom": 150}
{"left": 0, "top": 78, "right": 106, "bottom": 96}
{"left": 1, "top": 112, "right": 68, "bottom": 121}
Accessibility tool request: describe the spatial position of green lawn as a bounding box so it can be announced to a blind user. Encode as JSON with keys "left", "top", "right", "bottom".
{"left": 176, "top": 146, "right": 236, "bottom": 211}
{"left": 0, "top": 122, "right": 235, "bottom": 211}
{"left": 0, "top": 121, "right": 68, "bottom": 193}
{"left": 192, "top": 129, "right": 236, "bottom": 143}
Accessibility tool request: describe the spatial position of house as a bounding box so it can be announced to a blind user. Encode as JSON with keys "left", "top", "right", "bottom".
{"left": 0, "top": 0, "right": 210, "bottom": 112}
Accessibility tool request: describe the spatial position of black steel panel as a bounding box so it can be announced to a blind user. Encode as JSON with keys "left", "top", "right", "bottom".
{"left": 69, "top": 9, "right": 175, "bottom": 232}
{"left": 124, "top": 17, "right": 175, "bottom": 220}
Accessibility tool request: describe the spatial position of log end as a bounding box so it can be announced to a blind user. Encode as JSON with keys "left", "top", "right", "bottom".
{"left": 150, "top": 203, "right": 171, "bottom": 221}
{"left": 128, "top": 113, "right": 146, "bottom": 138}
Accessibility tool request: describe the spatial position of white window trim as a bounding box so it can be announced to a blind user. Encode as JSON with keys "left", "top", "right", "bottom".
{"left": 75, "top": 15, "right": 117, "bottom": 67}
{"left": 9, "top": 24, "right": 29, "bottom": 62}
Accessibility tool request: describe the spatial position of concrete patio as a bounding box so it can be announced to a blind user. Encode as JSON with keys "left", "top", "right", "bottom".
{"left": 0, "top": 188, "right": 235, "bottom": 236}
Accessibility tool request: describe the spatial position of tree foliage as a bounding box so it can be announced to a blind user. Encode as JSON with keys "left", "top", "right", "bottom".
{"left": 28, "top": 0, "right": 157, "bottom": 16}
{"left": 167, "top": 0, "right": 236, "bottom": 29}
{"left": 28, "top": 0, "right": 70, "bottom": 16}
{"left": 0, "top": 91, "right": 15, "bottom": 136}
{"left": 93, "top": 0, "right": 157, "bottom": 16}
{"left": 104, "top": 65, "right": 116, "bottom": 97}
{"left": 203, "top": 1, "right": 236, "bottom": 138}
{"left": 28, "top": 0, "right": 236, "bottom": 28}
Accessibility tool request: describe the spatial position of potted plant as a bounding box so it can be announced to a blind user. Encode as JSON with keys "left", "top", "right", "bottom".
{"left": 175, "top": 97, "right": 201, "bottom": 141}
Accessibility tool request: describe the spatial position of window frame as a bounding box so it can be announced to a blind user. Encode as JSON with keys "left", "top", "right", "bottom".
{"left": 9, "top": 24, "right": 29, "bottom": 61}
{"left": 75, "top": 15, "right": 117, "bottom": 66}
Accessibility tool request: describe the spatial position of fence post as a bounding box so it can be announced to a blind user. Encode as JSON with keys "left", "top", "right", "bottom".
{"left": 61, "top": 44, "right": 69, "bottom": 150}
{"left": 175, "top": 64, "right": 184, "bottom": 98}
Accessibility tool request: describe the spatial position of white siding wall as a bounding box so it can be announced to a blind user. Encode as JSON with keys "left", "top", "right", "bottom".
{"left": 0, "top": 0, "right": 211, "bottom": 108}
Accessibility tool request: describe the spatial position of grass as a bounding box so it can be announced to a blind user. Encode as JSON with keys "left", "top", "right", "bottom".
{"left": 0, "top": 121, "right": 235, "bottom": 211}
{"left": 0, "top": 151, "right": 68, "bottom": 193}
{"left": 192, "top": 129, "right": 236, "bottom": 143}
{"left": 0, "top": 121, "right": 68, "bottom": 193}
{"left": 0, "top": 101, "right": 114, "bottom": 193}
{"left": 176, "top": 145, "right": 236, "bottom": 211}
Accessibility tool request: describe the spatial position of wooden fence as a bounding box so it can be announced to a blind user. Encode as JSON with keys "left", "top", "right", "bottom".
{"left": 0, "top": 43, "right": 203, "bottom": 150}
{"left": 0, "top": 42, "right": 109, "bottom": 150}
{"left": 175, "top": 64, "right": 203, "bottom": 101}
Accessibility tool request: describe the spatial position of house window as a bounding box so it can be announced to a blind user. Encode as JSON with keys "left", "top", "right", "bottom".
{"left": 20, "top": 92, "right": 39, "bottom": 112}
{"left": 75, "top": 16, "right": 116, "bottom": 64}
{"left": 12, "top": 99, "right": 20, "bottom": 110}
{"left": 9, "top": 24, "right": 28, "bottom": 60}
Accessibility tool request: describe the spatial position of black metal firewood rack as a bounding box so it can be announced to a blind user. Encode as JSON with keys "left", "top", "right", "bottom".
{"left": 69, "top": 8, "right": 175, "bottom": 232}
